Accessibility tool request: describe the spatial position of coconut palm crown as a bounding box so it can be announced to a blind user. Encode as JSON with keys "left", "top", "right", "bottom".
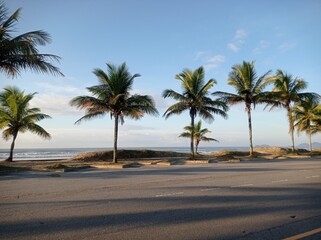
{"left": 70, "top": 62, "right": 159, "bottom": 163}
{"left": 0, "top": 86, "right": 51, "bottom": 161}
{"left": 163, "top": 66, "right": 228, "bottom": 158}
{"left": 293, "top": 96, "right": 321, "bottom": 151}
{"left": 213, "top": 61, "right": 272, "bottom": 156}
{"left": 265, "top": 70, "right": 320, "bottom": 151}
{"left": 179, "top": 120, "right": 218, "bottom": 154}
{"left": 0, "top": 3, "right": 63, "bottom": 78}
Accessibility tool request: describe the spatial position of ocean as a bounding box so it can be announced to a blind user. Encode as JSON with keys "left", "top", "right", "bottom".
{"left": 0, "top": 147, "right": 249, "bottom": 161}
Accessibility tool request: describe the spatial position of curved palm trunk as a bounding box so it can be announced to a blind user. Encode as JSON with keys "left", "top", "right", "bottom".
{"left": 113, "top": 115, "right": 119, "bottom": 164}
{"left": 308, "top": 130, "right": 312, "bottom": 152}
{"left": 287, "top": 106, "right": 295, "bottom": 152}
{"left": 6, "top": 132, "right": 18, "bottom": 162}
{"left": 190, "top": 110, "right": 195, "bottom": 159}
{"left": 195, "top": 140, "right": 200, "bottom": 155}
{"left": 246, "top": 103, "right": 254, "bottom": 157}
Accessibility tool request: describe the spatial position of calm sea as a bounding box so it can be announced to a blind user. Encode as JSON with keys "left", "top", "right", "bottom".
{"left": 0, "top": 147, "right": 249, "bottom": 161}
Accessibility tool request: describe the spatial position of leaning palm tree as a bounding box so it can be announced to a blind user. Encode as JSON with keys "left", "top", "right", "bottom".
{"left": 163, "top": 66, "right": 228, "bottom": 158}
{"left": 70, "top": 62, "right": 158, "bottom": 163}
{"left": 0, "top": 3, "right": 63, "bottom": 78}
{"left": 265, "top": 70, "right": 320, "bottom": 152}
{"left": 0, "top": 86, "right": 51, "bottom": 161}
{"left": 213, "top": 61, "right": 271, "bottom": 157}
{"left": 293, "top": 96, "right": 321, "bottom": 151}
{"left": 179, "top": 120, "right": 218, "bottom": 154}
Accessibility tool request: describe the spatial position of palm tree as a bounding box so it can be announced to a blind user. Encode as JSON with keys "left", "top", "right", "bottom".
{"left": 163, "top": 66, "right": 228, "bottom": 158}
{"left": 293, "top": 96, "right": 321, "bottom": 151}
{"left": 70, "top": 62, "right": 158, "bottom": 163}
{"left": 179, "top": 120, "right": 218, "bottom": 154}
{"left": 213, "top": 61, "right": 271, "bottom": 157}
{"left": 0, "top": 86, "right": 51, "bottom": 161}
{"left": 0, "top": 3, "right": 63, "bottom": 78}
{"left": 265, "top": 70, "right": 320, "bottom": 152}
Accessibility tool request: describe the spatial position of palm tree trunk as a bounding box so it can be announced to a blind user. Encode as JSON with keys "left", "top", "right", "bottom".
{"left": 6, "top": 132, "right": 18, "bottom": 162}
{"left": 113, "top": 115, "right": 119, "bottom": 164}
{"left": 195, "top": 140, "right": 199, "bottom": 155}
{"left": 190, "top": 110, "right": 195, "bottom": 159}
{"left": 308, "top": 130, "right": 312, "bottom": 152}
{"left": 246, "top": 104, "right": 254, "bottom": 157}
{"left": 287, "top": 106, "right": 295, "bottom": 152}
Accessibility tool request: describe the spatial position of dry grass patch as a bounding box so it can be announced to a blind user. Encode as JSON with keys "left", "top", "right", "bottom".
{"left": 69, "top": 149, "right": 190, "bottom": 162}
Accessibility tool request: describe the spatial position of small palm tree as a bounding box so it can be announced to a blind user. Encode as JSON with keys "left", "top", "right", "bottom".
{"left": 179, "top": 120, "right": 218, "bottom": 154}
{"left": 293, "top": 96, "right": 321, "bottom": 151}
{"left": 163, "top": 66, "right": 228, "bottom": 159}
{"left": 70, "top": 62, "right": 158, "bottom": 163}
{"left": 0, "top": 3, "right": 63, "bottom": 78}
{"left": 266, "top": 70, "right": 320, "bottom": 151}
{"left": 0, "top": 86, "right": 51, "bottom": 161}
{"left": 213, "top": 61, "right": 271, "bottom": 156}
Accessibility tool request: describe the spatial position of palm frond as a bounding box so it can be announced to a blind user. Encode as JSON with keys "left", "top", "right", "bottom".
{"left": 163, "top": 102, "right": 188, "bottom": 119}
{"left": 0, "top": 3, "right": 63, "bottom": 77}
{"left": 0, "top": 86, "right": 51, "bottom": 142}
{"left": 24, "top": 123, "right": 51, "bottom": 139}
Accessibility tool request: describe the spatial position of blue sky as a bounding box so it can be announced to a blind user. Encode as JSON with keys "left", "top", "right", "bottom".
{"left": 1, "top": 0, "right": 321, "bottom": 149}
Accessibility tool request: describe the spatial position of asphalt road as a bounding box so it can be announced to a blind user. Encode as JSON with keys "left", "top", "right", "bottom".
{"left": 1, "top": 158, "right": 321, "bottom": 240}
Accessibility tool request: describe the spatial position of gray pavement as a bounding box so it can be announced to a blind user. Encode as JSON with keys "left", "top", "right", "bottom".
{"left": 1, "top": 158, "right": 321, "bottom": 239}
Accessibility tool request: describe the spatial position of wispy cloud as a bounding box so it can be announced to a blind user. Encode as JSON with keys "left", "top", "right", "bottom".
{"left": 235, "top": 29, "right": 247, "bottom": 40}
{"left": 227, "top": 29, "right": 247, "bottom": 52}
{"left": 36, "top": 80, "right": 85, "bottom": 96}
{"left": 253, "top": 40, "right": 270, "bottom": 54}
{"left": 30, "top": 93, "right": 81, "bottom": 116}
{"left": 279, "top": 42, "right": 296, "bottom": 51}
{"left": 204, "top": 55, "right": 226, "bottom": 70}
{"left": 195, "top": 52, "right": 225, "bottom": 71}
{"left": 227, "top": 43, "right": 240, "bottom": 52}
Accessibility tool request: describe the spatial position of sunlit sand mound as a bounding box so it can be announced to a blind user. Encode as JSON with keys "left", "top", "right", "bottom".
{"left": 69, "top": 149, "right": 190, "bottom": 162}
{"left": 208, "top": 150, "right": 249, "bottom": 161}
{"left": 311, "top": 148, "right": 321, "bottom": 155}
{"left": 254, "top": 147, "right": 290, "bottom": 155}
{"left": 209, "top": 147, "right": 310, "bottom": 160}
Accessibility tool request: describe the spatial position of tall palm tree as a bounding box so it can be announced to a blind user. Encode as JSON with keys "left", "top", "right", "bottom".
{"left": 70, "top": 63, "right": 158, "bottom": 163}
{"left": 0, "top": 3, "right": 63, "bottom": 78}
{"left": 0, "top": 86, "right": 51, "bottom": 161}
{"left": 179, "top": 120, "right": 218, "bottom": 154}
{"left": 265, "top": 70, "right": 320, "bottom": 152}
{"left": 163, "top": 66, "right": 228, "bottom": 158}
{"left": 213, "top": 61, "right": 271, "bottom": 156}
{"left": 293, "top": 96, "right": 321, "bottom": 151}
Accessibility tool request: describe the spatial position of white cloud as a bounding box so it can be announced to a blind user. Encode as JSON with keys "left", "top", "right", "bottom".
{"left": 253, "top": 40, "right": 270, "bottom": 54}
{"left": 227, "top": 43, "right": 240, "bottom": 52}
{"left": 194, "top": 52, "right": 226, "bottom": 71}
{"left": 235, "top": 29, "right": 247, "bottom": 39}
{"left": 227, "top": 29, "right": 247, "bottom": 52}
{"left": 122, "top": 124, "right": 156, "bottom": 131}
{"left": 279, "top": 42, "right": 296, "bottom": 51}
{"left": 30, "top": 93, "right": 81, "bottom": 116}
{"left": 204, "top": 55, "right": 226, "bottom": 71}
{"left": 195, "top": 51, "right": 206, "bottom": 60}
{"left": 36, "top": 79, "right": 85, "bottom": 96}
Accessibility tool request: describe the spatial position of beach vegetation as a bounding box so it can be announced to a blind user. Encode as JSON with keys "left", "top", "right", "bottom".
{"left": 0, "top": 86, "right": 51, "bottom": 161}
{"left": 70, "top": 62, "right": 159, "bottom": 163}
{"left": 293, "top": 96, "right": 321, "bottom": 151}
{"left": 163, "top": 66, "right": 228, "bottom": 159}
{"left": 179, "top": 120, "right": 218, "bottom": 154}
{"left": 213, "top": 61, "right": 272, "bottom": 157}
{"left": 265, "top": 70, "right": 320, "bottom": 152}
{"left": 0, "top": 2, "right": 63, "bottom": 78}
